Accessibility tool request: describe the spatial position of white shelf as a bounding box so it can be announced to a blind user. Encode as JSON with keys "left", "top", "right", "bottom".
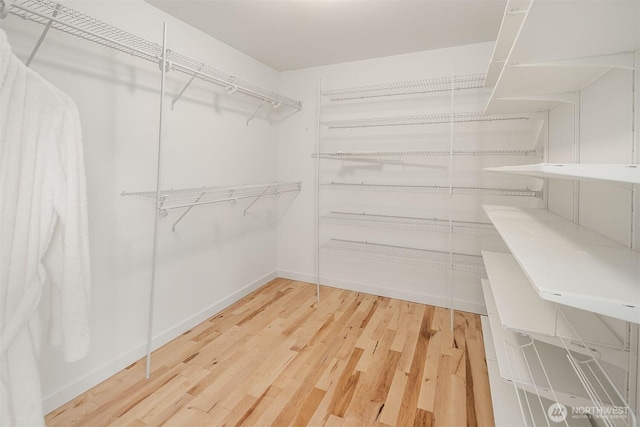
{"left": 320, "top": 239, "right": 485, "bottom": 274}
{"left": 320, "top": 211, "right": 497, "bottom": 236}
{"left": 481, "top": 282, "right": 624, "bottom": 411}
{"left": 484, "top": 205, "right": 640, "bottom": 324}
{"left": 482, "top": 251, "right": 623, "bottom": 349}
{"left": 485, "top": 0, "right": 639, "bottom": 114}
{"left": 484, "top": 0, "right": 531, "bottom": 87}
{"left": 482, "top": 317, "right": 592, "bottom": 427}
{"left": 320, "top": 74, "right": 486, "bottom": 101}
{"left": 485, "top": 163, "right": 640, "bottom": 185}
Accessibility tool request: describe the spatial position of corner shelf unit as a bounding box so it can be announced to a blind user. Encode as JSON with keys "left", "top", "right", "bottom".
{"left": 482, "top": 251, "right": 623, "bottom": 350}
{"left": 483, "top": 251, "right": 628, "bottom": 370}
{"left": 320, "top": 239, "right": 485, "bottom": 274}
{"left": 484, "top": 0, "right": 639, "bottom": 114}
{"left": 320, "top": 73, "right": 486, "bottom": 101}
{"left": 483, "top": 205, "right": 640, "bottom": 324}
{"left": 321, "top": 182, "right": 542, "bottom": 198}
{"left": 482, "top": 281, "right": 633, "bottom": 426}
{"left": 320, "top": 212, "right": 497, "bottom": 236}
{"left": 9, "top": 0, "right": 303, "bottom": 110}
{"left": 485, "top": 163, "right": 640, "bottom": 185}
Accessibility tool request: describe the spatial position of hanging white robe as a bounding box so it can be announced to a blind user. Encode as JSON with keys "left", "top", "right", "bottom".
{"left": 0, "top": 28, "right": 91, "bottom": 426}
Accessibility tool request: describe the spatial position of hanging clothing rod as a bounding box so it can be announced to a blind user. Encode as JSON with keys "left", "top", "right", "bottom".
{"left": 5, "top": 0, "right": 303, "bottom": 110}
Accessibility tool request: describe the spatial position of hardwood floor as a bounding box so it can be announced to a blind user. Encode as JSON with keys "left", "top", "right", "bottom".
{"left": 46, "top": 278, "right": 494, "bottom": 426}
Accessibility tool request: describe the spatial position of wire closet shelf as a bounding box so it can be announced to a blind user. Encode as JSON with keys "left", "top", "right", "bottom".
{"left": 321, "top": 112, "right": 530, "bottom": 129}
{"left": 122, "top": 182, "right": 302, "bottom": 210}
{"left": 321, "top": 182, "right": 543, "bottom": 198}
{"left": 312, "top": 149, "right": 541, "bottom": 160}
{"left": 320, "top": 211, "right": 497, "bottom": 236}
{"left": 320, "top": 73, "right": 487, "bottom": 101}
{"left": 320, "top": 239, "right": 485, "bottom": 274}
{"left": 7, "top": 0, "right": 302, "bottom": 110}
{"left": 502, "top": 307, "right": 635, "bottom": 427}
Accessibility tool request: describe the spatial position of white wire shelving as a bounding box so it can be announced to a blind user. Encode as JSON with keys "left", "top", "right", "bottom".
{"left": 320, "top": 112, "right": 530, "bottom": 129}
{"left": 482, "top": 282, "right": 635, "bottom": 427}
{"left": 312, "top": 149, "right": 541, "bottom": 161}
{"left": 320, "top": 211, "right": 497, "bottom": 236}
{"left": 481, "top": 317, "right": 592, "bottom": 427}
{"left": 321, "top": 182, "right": 543, "bottom": 198}
{"left": 320, "top": 239, "right": 485, "bottom": 274}
{"left": 7, "top": 0, "right": 302, "bottom": 110}
{"left": 122, "top": 182, "right": 301, "bottom": 230}
{"left": 320, "top": 73, "right": 487, "bottom": 101}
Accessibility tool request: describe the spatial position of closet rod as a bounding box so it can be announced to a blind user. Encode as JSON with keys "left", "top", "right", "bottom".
{"left": 321, "top": 182, "right": 543, "bottom": 198}
{"left": 321, "top": 112, "right": 531, "bottom": 129}
{"left": 311, "top": 149, "right": 541, "bottom": 159}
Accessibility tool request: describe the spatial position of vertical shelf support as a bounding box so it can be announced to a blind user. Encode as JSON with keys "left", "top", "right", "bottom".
{"left": 146, "top": 22, "right": 168, "bottom": 380}
{"left": 25, "top": 3, "right": 59, "bottom": 67}
{"left": 316, "top": 78, "right": 321, "bottom": 303}
{"left": 449, "top": 74, "right": 455, "bottom": 331}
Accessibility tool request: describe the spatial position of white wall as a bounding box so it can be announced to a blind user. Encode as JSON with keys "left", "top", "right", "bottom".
{"left": 1, "top": 0, "right": 289, "bottom": 412}
{"left": 276, "top": 43, "right": 543, "bottom": 314}
{"left": 547, "top": 67, "right": 636, "bottom": 395}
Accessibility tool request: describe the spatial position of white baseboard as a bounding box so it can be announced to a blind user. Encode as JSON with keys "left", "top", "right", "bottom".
{"left": 277, "top": 269, "right": 317, "bottom": 284}
{"left": 43, "top": 271, "right": 277, "bottom": 413}
{"left": 307, "top": 274, "right": 487, "bottom": 315}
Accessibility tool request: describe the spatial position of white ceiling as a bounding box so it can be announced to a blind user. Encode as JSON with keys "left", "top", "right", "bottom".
{"left": 147, "top": 0, "right": 507, "bottom": 71}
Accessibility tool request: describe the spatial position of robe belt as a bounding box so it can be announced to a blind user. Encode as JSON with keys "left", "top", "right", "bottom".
{"left": 0, "top": 263, "right": 45, "bottom": 356}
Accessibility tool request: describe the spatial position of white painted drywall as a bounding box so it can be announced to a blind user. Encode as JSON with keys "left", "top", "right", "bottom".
{"left": 1, "top": 0, "right": 287, "bottom": 412}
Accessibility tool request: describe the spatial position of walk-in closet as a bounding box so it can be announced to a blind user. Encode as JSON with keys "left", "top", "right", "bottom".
{"left": 0, "top": 0, "right": 638, "bottom": 425}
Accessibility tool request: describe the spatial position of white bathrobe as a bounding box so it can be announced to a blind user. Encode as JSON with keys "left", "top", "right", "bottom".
{"left": 0, "top": 28, "right": 91, "bottom": 426}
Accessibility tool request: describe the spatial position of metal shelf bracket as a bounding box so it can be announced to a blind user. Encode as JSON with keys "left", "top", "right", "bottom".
{"left": 25, "top": 3, "right": 59, "bottom": 67}
{"left": 246, "top": 99, "right": 267, "bottom": 125}
{"left": 171, "top": 71, "right": 199, "bottom": 109}
{"left": 243, "top": 185, "right": 272, "bottom": 215}
{"left": 171, "top": 191, "right": 205, "bottom": 231}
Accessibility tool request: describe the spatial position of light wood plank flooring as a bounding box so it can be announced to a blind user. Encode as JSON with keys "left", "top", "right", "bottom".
{"left": 46, "top": 278, "right": 494, "bottom": 426}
